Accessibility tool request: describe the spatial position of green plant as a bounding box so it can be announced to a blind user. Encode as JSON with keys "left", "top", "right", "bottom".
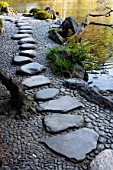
{"left": 35, "top": 11, "right": 51, "bottom": 20}
{"left": 0, "top": 18, "right": 3, "bottom": 28}
{"left": 29, "top": 7, "right": 41, "bottom": 16}
{"left": 46, "top": 41, "right": 97, "bottom": 77}
{"left": 0, "top": 1, "right": 9, "bottom": 13}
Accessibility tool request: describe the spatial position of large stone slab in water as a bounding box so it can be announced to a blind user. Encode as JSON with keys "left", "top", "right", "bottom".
{"left": 39, "top": 96, "right": 83, "bottom": 112}
{"left": 44, "top": 114, "right": 84, "bottom": 132}
{"left": 44, "top": 128, "right": 98, "bottom": 161}
{"left": 20, "top": 50, "right": 37, "bottom": 58}
{"left": 13, "top": 56, "right": 32, "bottom": 65}
{"left": 18, "top": 30, "right": 33, "bottom": 34}
{"left": 18, "top": 26, "right": 32, "bottom": 30}
{"left": 12, "top": 34, "right": 31, "bottom": 40}
{"left": 18, "top": 37, "right": 36, "bottom": 44}
{"left": 16, "top": 22, "right": 30, "bottom": 27}
{"left": 22, "top": 75, "right": 50, "bottom": 88}
{"left": 17, "top": 62, "right": 46, "bottom": 75}
{"left": 19, "top": 43, "right": 37, "bottom": 50}
{"left": 90, "top": 149, "right": 113, "bottom": 170}
{"left": 35, "top": 88, "right": 59, "bottom": 101}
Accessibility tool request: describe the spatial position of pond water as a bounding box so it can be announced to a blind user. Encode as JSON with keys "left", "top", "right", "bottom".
{"left": 7, "top": 0, "right": 113, "bottom": 90}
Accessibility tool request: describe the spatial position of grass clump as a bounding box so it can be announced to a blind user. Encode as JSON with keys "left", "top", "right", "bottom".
{"left": 35, "top": 11, "right": 51, "bottom": 20}
{"left": 0, "top": 1, "right": 9, "bottom": 13}
{"left": 0, "top": 18, "right": 3, "bottom": 28}
{"left": 29, "top": 8, "right": 41, "bottom": 16}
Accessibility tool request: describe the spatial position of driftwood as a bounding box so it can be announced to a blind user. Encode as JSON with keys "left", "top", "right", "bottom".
{"left": 64, "top": 79, "right": 113, "bottom": 111}
{"left": 0, "top": 69, "right": 30, "bottom": 117}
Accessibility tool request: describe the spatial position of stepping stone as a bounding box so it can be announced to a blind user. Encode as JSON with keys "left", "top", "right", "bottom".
{"left": 20, "top": 50, "right": 37, "bottom": 58}
{"left": 43, "top": 128, "right": 99, "bottom": 161}
{"left": 18, "top": 37, "right": 36, "bottom": 44}
{"left": 18, "top": 30, "right": 33, "bottom": 34}
{"left": 12, "top": 34, "right": 32, "bottom": 40}
{"left": 16, "top": 23, "right": 30, "bottom": 27}
{"left": 18, "top": 26, "right": 32, "bottom": 30}
{"left": 22, "top": 75, "right": 50, "bottom": 88}
{"left": 35, "top": 88, "right": 59, "bottom": 101}
{"left": 44, "top": 114, "right": 84, "bottom": 132}
{"left": 38, "top": 96, "right": 83, "bottom": 112}
{"left": 19, "top": 43, "right": 37, "bottom": 50}
{"left": 17, "top": 62, "right": 46, "bottom": 75}
{"left": 13, "top": 56, "right": 32, "bottom": 65}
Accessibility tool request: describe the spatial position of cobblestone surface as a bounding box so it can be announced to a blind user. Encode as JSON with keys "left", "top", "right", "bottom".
{"left": 0, "top": 14, "right": 113, "bottom": 170}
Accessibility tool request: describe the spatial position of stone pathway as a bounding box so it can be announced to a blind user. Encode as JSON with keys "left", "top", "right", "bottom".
{"left": 0, "top": 15, "right": 113, "bottom": 170}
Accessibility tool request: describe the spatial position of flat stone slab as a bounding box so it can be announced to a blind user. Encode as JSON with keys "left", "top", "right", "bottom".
{"left": 90, "top": 149, "right": 113, "bottom": 170}
{"left": 39, "top": 96, "right": 83, "bottom": 112}
{"left": 12, "top": 34, "right": 32, "bottom": 40}
{"left": 43, "top": 128, "right": 99, "bottom": 161}
{"left": 13, "top": 56, "right": 32, "bottom": 65}
{"left": 18, "top": 30, "right": 33, "bottom": 34}
{"left": 16, "top": 23, "right": 30, "bottom": 27}
{"left": 22, "top": 75, "right": 51, "bottom": 88}
{"left": 18, "top": 37, "right": 36, "bottom": 44}
{"left": 20, "top": 50, "right": 37, "bottom": 58}
{"left": 44, "top": 114, "right": 84, "bottom": 132}
{"left": 17, "top": 62, "right": 46, "bottom": 75}
{"left": 18, "top": 26, "right": 32, "bottom": 30}
{"left": 35, "top": 88, "right": 59, "bottom": 101}
{"left": 64, "top": 78, "right": 87, "bottom": 89}
{"left": 19, "top": 43, "right": 37, "bottom": 50}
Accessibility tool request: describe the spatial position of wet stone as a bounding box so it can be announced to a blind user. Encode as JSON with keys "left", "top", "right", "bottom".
{"left": 85, "top": 123, "right": 93, "bottom": 129}
{"left": 16, "top": 23, "right": 30, "bottom": 27}
{"left": 22, "top": 75, "right": 50, "bottom": 88}
{"left": 19, "top": 43, "right": 37, "bottom": 50}
{"left": 18, "top": 26, "right": 32, "bottom": 30}
{"left": 35, "top": 88, "right": 59, "bottom": 101}
{"left": 17, "top": 62, "right": 46, "bottom": 75}
{"left": 44, "top": 114, "right": 84, "bottom": 132}
{"left": 18, "top": 30, "right": 33, "bottom": 34}
{"left": 98, "top": 137, "right": 106, "bottom": 144}
{"left": 13, "top": 55, "right": 32, "bottom": 65}
{"left": 20, "top": 50, "right": 37, "bottom": 58}
{"left": 18, "top": 37, "right": 36, "bottom": 44}
{"left": 39, "top": 96, "right": 83, "bottom": 113}
{"left": 43, "top": 128, "right": 98, "bottom": 161}
{"left": 12, "top": 34, "right": 32, "bottom": 40}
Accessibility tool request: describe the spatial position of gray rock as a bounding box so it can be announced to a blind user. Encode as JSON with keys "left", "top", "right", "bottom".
{"left": 12, "top": 34, "right": 32, "bottom": 40}
{"left": 20, "top": 50, "right": 37, "bottom": 58}
{"left": 39, "top": 96, "right": 83, "bottom": 112}
{"left": 17, "top": 62, "right": 46, "bottom": 75}
{"left": 16, "top": 23, "right": 29, "bottom": 27}
{"left": 35, "top": 88, "right": 59, "bottom": 101}
{"left": 64, "top": 78, "right": 87, "bottom": 89}
{"left": 18, "top": 26, "right": 32, "bottom": 30}
{"left": 18, "top": 37, "right": 36, "bottom": 44}
{"left": 44, "top": 114, "right": 84, "bottom": 132}
{"left": 18, "top": 30, "right": 33, "bottom": 34}
{"left": 44, "top": 128, "right": 98, "bottom": 161}
{"left": 90, "top": 149, "right": 113, "bottom": 170}
{"left": 19, "top": 43, "right": 37, "bottom": 50}
{"left": 22, "top": 75, "right": 50, "bottom": 88}
{"left": 13, "top": 56, "right": 32, "bottom": 64}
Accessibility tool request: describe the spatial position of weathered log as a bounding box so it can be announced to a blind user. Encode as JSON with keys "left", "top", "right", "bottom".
{"left": 64, "top": 78, "right": 113, "bottom": 111}
{"left": 0, "top": 69, "right": 30, "bottom": 116}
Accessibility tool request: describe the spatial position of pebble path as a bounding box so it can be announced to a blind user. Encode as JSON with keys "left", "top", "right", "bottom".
{"left": 0, "top": 14, "right": 113, "bottom": 170}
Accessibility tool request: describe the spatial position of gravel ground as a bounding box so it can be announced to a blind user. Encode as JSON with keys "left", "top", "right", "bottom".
{"left": 0, "top": 14, "right": 113, "bottom": 170}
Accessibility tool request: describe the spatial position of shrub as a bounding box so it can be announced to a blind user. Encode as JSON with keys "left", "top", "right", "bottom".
{"left": 35, "top": 11, "right": 51, "bottom": 20}
{"left": 29, "top": 7, "right": 41, "bottom": 16}
{"left": 46, "top": 41, "right": 97, "bottom": 77}
{"left": 0, "top": 1, "right": 9, "bottom": 13}
{"left": 0, "top": 18, "right": 3, "bottom": 28}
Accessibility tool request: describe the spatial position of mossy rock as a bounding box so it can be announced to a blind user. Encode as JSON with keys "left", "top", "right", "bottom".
{"left": 29, "top": 7, "right": 41, "bottom": 16}
{"left": 0, "top": 1, "right": 9, "bottom": 13}
{"left": 35, "top": 11, "right": 51, "bottom": 20}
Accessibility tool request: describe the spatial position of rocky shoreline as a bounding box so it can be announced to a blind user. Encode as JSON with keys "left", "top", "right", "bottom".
{"left": 0, "top": 14, "right": 113, "bottom": 170}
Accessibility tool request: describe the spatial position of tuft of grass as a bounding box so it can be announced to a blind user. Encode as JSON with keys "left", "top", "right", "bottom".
{"left": 35, "top": 11, "right": 51, "bottom": 20}
{"left": 0, "top": 1, "right": 9, "bottom": 13}
{"left": 29, "top": 8, "right": 41, "bottom": 16}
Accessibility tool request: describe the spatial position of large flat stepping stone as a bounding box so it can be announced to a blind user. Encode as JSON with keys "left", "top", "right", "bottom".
{"left": 18, "top": 30, "right": 33, "bottom": 34}
{"left": 18, "top": 37, "right": 36, "bottom": 44}
{"left": 17, "top": 62, "right": 46, "bottom": 75}
{"left": 19, "top": 43, "right": 37, "bottom": 50}
{"left": 18, "top": 26, "right": 32, "bottom": 30}
{"left": 12, "top": 34, "right": 32, "bottom": 40}
{"left": 43, "top": 128, "right": 99, "bottom": 161}
{"left": 22, "top": 75, "right": 50, "bottom": 88}
{"left": 44, "top": 114, "right": 84, "bottom": 132}
{"left": 35, "top": 88, "right": 59, "bottom": 101}
{"left": 39, "top": 96, "right": 83, "bottom": 112}
{"left": 13, "top": 56, "right": 32, "bottom": 65}
{"left": 20, "top": 50, "right": 37, "bottom": 58}
{"left": 16, "top": 22, "right": 30, "bottom": 27}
